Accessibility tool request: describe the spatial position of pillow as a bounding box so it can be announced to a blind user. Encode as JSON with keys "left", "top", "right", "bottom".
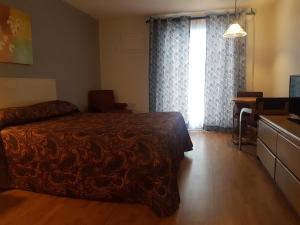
{"left": 0, "top": 100, "right": 79, "bottom": 128}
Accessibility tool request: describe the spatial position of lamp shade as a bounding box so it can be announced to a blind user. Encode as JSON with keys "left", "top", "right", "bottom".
{"left": 223, "top": 23, "right": 247, "bottom": 38}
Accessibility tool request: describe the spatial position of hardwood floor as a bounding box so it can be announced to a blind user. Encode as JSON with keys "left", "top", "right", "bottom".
{"left": 0, "top": 132, "right": 299, "bottom": 225}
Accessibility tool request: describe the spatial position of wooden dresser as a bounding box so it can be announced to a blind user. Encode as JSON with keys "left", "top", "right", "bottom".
{"left": 257, "top": 115, "right": 300, "bottom": 216}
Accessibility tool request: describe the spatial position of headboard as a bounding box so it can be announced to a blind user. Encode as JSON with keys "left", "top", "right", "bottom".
{"left": 0, "top": 77, "right": 57, "bottom": 108}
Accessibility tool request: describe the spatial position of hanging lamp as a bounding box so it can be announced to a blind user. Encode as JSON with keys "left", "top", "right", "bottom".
{"left": 223, "top": 0, "right": 247, "bottom": 38}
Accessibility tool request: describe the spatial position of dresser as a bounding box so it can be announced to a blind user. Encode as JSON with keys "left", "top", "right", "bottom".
{"left": 257, "top": 115, "right": 300, "bottom": 216}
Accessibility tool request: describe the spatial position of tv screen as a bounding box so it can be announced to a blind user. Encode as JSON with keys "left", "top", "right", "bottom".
{"left": 289, "top": 75, "right": 300, "bottom": 115}
{"left": 290, "top": 75, "right": 300, "bottom": 97}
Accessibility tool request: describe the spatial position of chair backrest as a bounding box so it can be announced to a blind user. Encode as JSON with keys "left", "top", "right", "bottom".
{"left": 237, "top": 91, "right": 263, "bottom": 98}
{"left": 256, "top": 97, "right": 289, "bottom": 115}
{"left": 88, "top": 90, "right": 116, "bottom": 112}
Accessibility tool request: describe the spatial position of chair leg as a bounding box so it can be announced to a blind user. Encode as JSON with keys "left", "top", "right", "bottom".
{"left": 232, "top": 114, "right": 235, "bottom": 141}
{"left": 239, "top": 108, "right": 253, "bottom": 151}
{"left": 239, "top": 115, "right": 242, "bottom": 150}
{"left": 232, "top": 117, "right": 239, "bottom": 145}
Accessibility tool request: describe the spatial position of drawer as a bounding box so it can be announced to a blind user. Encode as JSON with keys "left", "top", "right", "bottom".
{"left": 258, "top": 120, "right": 278, "bottom": 154}
{"left": 275, "top": 160, "right": 300, "bottom": 216}
{"left": 257, "top": 138, "right": 276, "bottom": 178}
{"left": 277, "top": 134, "right": 300, "bottom": 180}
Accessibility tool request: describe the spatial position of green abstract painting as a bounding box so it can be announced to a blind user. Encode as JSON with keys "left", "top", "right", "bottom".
{"left": 0, "top": 4, "right": 33, "bottom": 64}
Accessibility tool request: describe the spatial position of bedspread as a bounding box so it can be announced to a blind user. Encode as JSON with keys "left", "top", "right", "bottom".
{"left": 0, "top": 112, "right": 192, "bottom": 217}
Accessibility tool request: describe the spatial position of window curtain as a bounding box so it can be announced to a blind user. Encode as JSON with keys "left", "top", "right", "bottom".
{"left": 149, "top": 17, "right": 190, "bottom": 122}
{"left": 203, "top": 13, "right": 247, "bottom": 131}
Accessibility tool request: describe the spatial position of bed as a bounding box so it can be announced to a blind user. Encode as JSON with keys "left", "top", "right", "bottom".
{"left": 0, "top": 100, "right": 193, "bottom": 217}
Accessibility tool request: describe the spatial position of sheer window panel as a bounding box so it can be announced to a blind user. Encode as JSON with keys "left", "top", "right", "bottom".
{"left": 188, "top": 19, "right": 206, "bottom": 129}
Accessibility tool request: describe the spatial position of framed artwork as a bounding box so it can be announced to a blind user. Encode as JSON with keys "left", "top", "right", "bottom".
{"left": 0, "top": 4, "right": 33, "bottom": 64}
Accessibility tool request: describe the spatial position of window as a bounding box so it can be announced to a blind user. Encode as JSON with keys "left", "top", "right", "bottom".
{"left": 188, "top": 19, "right": 206, "bottom": 129}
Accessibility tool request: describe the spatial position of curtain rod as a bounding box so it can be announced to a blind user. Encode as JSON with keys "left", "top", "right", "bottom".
{"left": 145, "top": 8, "right": 256, "bottom": 23}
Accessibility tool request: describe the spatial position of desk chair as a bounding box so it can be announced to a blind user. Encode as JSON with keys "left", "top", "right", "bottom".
{"left": 232, "top": 92, "right": 263, "bottom": 143}
{"left": 239, "top": 97, "right": 289, "bottom": 150}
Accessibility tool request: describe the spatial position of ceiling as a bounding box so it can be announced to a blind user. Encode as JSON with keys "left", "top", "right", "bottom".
{"left": 63, "top": 0, "right": 275, "bottom": 19}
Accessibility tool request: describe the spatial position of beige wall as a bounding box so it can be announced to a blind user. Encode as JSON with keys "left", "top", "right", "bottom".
{"left": 272, "top": 0, "right": 300, "bottom": 97}
{"left": 99, "top": 17, "right": 149, "bottom": 113}
{"left": 250, "top": 2, "right": 277, "bottom": 96}
{"left": 251, "top": 0, "right": 300, "bottom": 97}
{"left": 0, "top": 0, "right": 100, "bottom": 111}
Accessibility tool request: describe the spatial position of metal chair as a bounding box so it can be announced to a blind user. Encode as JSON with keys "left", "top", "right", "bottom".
{"left": 232, "top": 92, "right": 263, "bottom": 143}
{"left": 238, "top": 97, "right": 289, "bottom": 150}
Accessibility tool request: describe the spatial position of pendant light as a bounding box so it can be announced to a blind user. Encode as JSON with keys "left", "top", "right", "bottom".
{"left": 223, "top": 0, "right": 247, "bottom": 38}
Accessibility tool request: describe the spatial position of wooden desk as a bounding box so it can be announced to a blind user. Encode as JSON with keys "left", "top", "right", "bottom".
{"left": 232, "top": 97, "right": 257, "bottom": 104}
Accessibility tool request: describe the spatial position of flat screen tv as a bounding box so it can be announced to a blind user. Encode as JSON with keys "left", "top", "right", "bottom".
{"left": 289, "top": 75, "right": 300, "bottom": 115}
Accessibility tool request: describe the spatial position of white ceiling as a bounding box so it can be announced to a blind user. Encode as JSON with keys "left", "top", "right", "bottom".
{"left": 63, "top": 0, "right": 275, "bottom": 19}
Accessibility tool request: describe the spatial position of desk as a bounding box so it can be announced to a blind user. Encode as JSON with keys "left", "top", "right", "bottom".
{"left": 232, "top": 97, "right": 257, "bottom": 104}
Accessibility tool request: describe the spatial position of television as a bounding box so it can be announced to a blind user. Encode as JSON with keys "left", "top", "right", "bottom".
{"left": 289, "top": 75, "right": 300, "bottom": 116}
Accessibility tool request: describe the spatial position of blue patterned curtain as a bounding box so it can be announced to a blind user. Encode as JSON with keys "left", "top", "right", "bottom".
{"left": 203, "top": 14, "right": 247, "bottom": 131}
{"left": 149, "top": 17, "right": 190, "bottom": 122}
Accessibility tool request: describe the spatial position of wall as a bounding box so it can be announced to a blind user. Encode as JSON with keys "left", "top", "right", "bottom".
{"left": 99, "top": 17, "right": 149, "bottom": 113}
{"left": 250, "top": 0, "right": 300, "bottom": 97}
{"left": 250, "top": 2, "right": 277, "bottom": 96}
{"left": 271, "top": 0, "right": 300, "bottom": 96}
{"left": 0, "top": 0, "right": 100, "bottom": 110}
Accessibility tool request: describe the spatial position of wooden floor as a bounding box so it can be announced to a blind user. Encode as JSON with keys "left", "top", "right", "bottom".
{"left": 0, "top": 132, "right": 299, "bottom": 225}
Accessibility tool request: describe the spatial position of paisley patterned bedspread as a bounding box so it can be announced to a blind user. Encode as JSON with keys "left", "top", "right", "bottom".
{"left": 0, "top": 112, "right": 192, "bottom": 217}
